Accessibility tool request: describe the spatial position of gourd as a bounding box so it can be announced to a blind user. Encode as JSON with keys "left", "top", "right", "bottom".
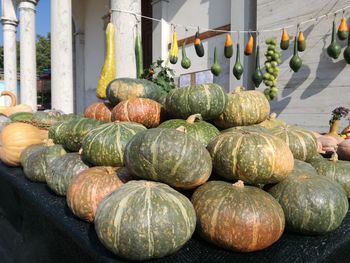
{"left": 96, "top": 23, "right": 116, "bottom": 99}
{"left": 135, "top": 31, "right": 144, "bottom": 78}
{"left": 257, "top": 112, "right": 286, "bottom": 129}
{"left": 111, "top": 98, "right": 165, "bottom": 128}
{"left": 124, "top": 128, "right": 212, "bottom": 189}
{"left": 194, "top": 29, "right": 205, "bottom": 57}
{"left": 81, "top": 121, "right": 146, "bottom": 167}
{"left": 84, "top": 102, "right": 113, "bottom": 122}
{"left": 289, "top": 37, "right": 302, "bottom": 72}
{"left": 337, "top": 17, "right": 349, "bottom": 40}
{"left": 207, "top": 130, "right": 294, "bottom": 185}
{"left": 343, "top": 30, "right": 350, "bottom": 64}
{"left": 297, "top": 31, "right": 306, "bottom": 52}
{"left": 280, "top": 28, "right": 290, "bottom": 50}
{"left": 252, "top": 45, "right": 263, "bottom": 88}
{"left": 169, "top": 31, "right": 178, "bottom": 64}
{"left": 337, "top": 140, "right": 350, "bottom": 161}
{"left": 327, "top": 21, "right": 342, "bottom": 59}
{"left": 244, "top": 35, "right": 254, "bottom": 56}
{"left": 95, "top": 180, "right": 196, "bottom": 261}
{"left": 232, "top": 43, "right": 243, "bottom": 80}
{"left": 192, "top": 180, "right": 285, "bottom": 252}
{"left": 0, "top": 91, "right": 32, "bottom": 116}
{"left": 224, "top": 34, "right": 233, "bottom": 58}
{"left": 210, "top": 47, "right": 221, "bottom": 76}
{"left": 181, "top": 41, "right": 191, "bottom": 69}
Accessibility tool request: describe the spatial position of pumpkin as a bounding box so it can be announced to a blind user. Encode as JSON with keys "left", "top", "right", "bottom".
{"left": 31, "top": 111, "right": 63, "bottom": 126}
{"left": 107, "top": 78, "right": 162, "bottom": 106}
{"left": 268, "top": 171, "right": 348, "bottom": 234}
{"left": 192, "top": 180, "right": 285, "bottom": 252}
{"left": 8, "top": 112, "right": 33, "bottom": 122}
{"left": 269, "top": 124, "right": 318, "bottom": 161}
{"left": 207, "top": 130, "right": 294, "bottom": 185}
{"left": 67, "top": 166, "right": 132, "bottom": 222}
{"left": 84, "top": 102, "right": 113, "bottom": 122}
{"left": 46, "top": 152, "right": 89, "bottom": 196}
{"left": 214, "top": 87, "right": 270, "bottom": 129}
{"left": 221, "top": 124, "right": 270, "bottom": 134}
{"left": 81, "top": 122, "right": 146, "bottom": 167}
{"left": 158, "top": 114, "right": 220, "bottom": 145}
{"left": 165, "top": 84, "right": 227, "bottom": 120}
{"left": 0, "top": 91, "right": 32, "bottom": 116}
{"left": 48, "top": 121, "right": 67, "bottom": 145}
{"left": 293, "top": 159, "right": 318, "bottom": 176}
{"left": 337, "top": 139, "right": 350, "bottom": 161}
{"left": 111, "top": 98, "right": 165, "bottom": 128}
{"left": 95, "top": 180, "right": 196, "bottom": 260}
{"left": 124, "top": 128, "right": 212, "bottom": 189}
{"left": 0, "top": 122, "right": 48, "bottom": 166}
{"left": 257, "top": 112, "right": 286, "bottom": 129}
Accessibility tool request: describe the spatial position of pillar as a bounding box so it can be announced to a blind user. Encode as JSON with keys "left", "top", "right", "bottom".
{"left": 74, "top": 31, "right": 85, "bottom": 113}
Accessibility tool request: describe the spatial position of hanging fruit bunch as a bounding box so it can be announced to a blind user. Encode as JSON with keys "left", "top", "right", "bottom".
{"left": 211, "top": 47, "right": 221, "bottom": 76}
{"left": 169, "top": 30, "right": 179, "bottom": 64}
{"left": 337, "top": 16, "right": 349, "bottom": 40}
{"left": 263, "top": 38, "right": 282, "bottom": 100}
{"left": 327, "top": 20, "right": 342, "bottom": 59}
{"left": 224, "top": 34, "right": 233, "bottom": 58}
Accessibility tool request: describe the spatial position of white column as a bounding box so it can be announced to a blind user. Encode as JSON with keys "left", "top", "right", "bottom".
{"left": 1, "top": 0, "right": 18, "bottom": 106}
{"left": 51, "top": 0, "right": 74, "bottom": 113}
{"left": 152, "top": 0, "right": 170, "bottom": 61}
{"left": 74, "top": 31, "right": 85, "bottom": 113}
{"left": 111, "top": 0, "right": 141, "bottom": 78}
{"left": 19, "top": 0, "right": 38, "bottom": 109}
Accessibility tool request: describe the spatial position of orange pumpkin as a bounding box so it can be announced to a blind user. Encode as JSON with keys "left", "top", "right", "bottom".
{"left": 0, "top": 91, "right": 32, "bottom": 116}
{"left": 84, "top": 102, "right": 113, "bottom": 122}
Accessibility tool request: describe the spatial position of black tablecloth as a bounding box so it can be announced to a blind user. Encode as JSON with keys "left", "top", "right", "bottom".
{"left": 0, "top": 162, "right": 350, "bottom": 263}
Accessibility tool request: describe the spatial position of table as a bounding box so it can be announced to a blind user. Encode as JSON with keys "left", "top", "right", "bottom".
{"left": 0, "top": 162, "right": 349, "bottom": 263}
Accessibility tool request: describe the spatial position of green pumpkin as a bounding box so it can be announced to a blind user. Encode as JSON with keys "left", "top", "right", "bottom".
{"left": 165, "top": 84, "right": 227, "bottom": 120}
{"left": 158, "top": 114, "right": 220, "bottom": 145}
{"left": 268, "top": 171, "right": 348, "bottom": 235}
{"left": 207, "top": 130, "right": 294, "bottom": 185}
{"left": 9, "top": 112, "right": 33, "bottom": 122}
{"left": 125, "top": 128, "right": 212, "bottom": 189}
{"left": 95, "top": 180, "right": 196, "bottom": 261}
{"left": 221, "top": 125, "right": 270, "bottom": 134}
{"left": 32, "top": 111, "right": 63, "bottom": 126}
{"left": 81, "top": 122, "right": 147, "bottom": 167}
{"left": 293, "top": 159, "right": 318, "bottom": 176}
{"left": 257, "top": 112, "right": 286, "bottom": 129}
{"left": 48, "top": 121, "right": 67, "bottom": 145}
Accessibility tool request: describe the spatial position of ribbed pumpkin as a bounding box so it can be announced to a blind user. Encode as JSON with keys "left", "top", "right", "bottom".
{"left": 31, "top": 111, "right": 63, "bottom": 126}
{"left": 0, "top": 122, "right": 48, "bottom": 166}
{"left": 207, "top": 130, "right": 294, "bottom": 184}
{"left": 81, "top": 122, "right": 146, "bottom": 167}
{"left": 293, "top": 159, "right": 318, "bottom": 176}
{"left": 67, "top": 166, "right": 132, "bottom": 222}
{"left": 95, "top": 180, "right": 196, "bottom": 260}
{"left": 111, "top": 98, "right": 165, "bottom": 128}
{"left": 84, "top": 102, "right": 113, "bottom": 122}
{"left": 270, "top": 124, "right": 318, "bottom": 161}
{"left": 192, "top": 180, "right": 285, "bottom": 252}
{"left": 214, "top": 87, "right": 270, "bottom": 129}
{"left": 124, "top": 128, "right": 212, "bottom": 189}
{"left": 46, "top": 153, "right": 89, "bottom": 196}
{"left": 257, "top": 112, "right": 286, "bottom": 129}
{"left": 165, "top": 84, "right": 227, "bottom": 120}
{"left": 268, "top": 171, "right": 348, "bottom": 235}
{"left": 158, "top": 114, "right": 220, "bottom": 145}
{"left": 48, "top": 121, "right": 67, "bottom": 145}
{"left": 107, "top": 78, "right": 162, "bottom": 106}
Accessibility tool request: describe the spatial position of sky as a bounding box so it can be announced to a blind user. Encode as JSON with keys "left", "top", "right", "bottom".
{"left": 0, "top": 0, "right": 51, "bottom": 45}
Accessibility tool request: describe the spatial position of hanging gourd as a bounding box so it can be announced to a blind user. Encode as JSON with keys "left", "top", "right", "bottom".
{"left": 327, "top": 20, "right": 342, "bottom": 59}
{"left": 135, "top": 31, "right": 144, "bottom": 78}
{"left": 280, "top": 28, "right": 290, "bottom": 50}
{"left": 224, "top": 34, "right": 233, "bottom": 58}
{"left": 297, "top": 31, "right": 306, "bottom": 52}
{"left": 169, "top": 30, "right": 178, "bottom": 64}
{"left": 244, "top": 34, "right": 254, "bottom": 56}
{"left": 252, "top": 45, "right": 263, "bottom": 88}
{"left": 344, "top": 31, "right": 350, "bottom": 63}
{"left": 181, "top": 40, "right": 191, "bottom": 69}
{"left": 289, "top": 37, "right": 303, "bottom": 72}
{"left": 233, "top": 42, "right": 243, "bottom": 80}
{"left": 211, "top": 47, "right": 221, "bottom": 76}
{"left": 337, "top": 16, "right": 349, "bottom": 40}
{"left": 194, "top": 28, "right": 205, "bottom": 57}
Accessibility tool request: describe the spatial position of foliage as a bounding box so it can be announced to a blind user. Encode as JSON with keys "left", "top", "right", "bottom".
{"left": 330, "top": 106, "right": 349, "bottom": 125}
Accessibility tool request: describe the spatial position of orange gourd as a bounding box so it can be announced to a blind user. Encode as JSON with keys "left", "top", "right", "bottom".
{"left": 338, "top": 17, "right": 349, "bottom": 40}
{"left": 0, "top": 91, "right": 32, "bottom": 116}
{"left": 280, "top": 28, "right": 290, "bottom": 50}
{"left": 244, "top": 35, "right": 254, "bottom": 56}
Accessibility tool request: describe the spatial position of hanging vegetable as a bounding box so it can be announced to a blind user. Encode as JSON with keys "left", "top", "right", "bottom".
{"left": 244, "top": 35, "right": 254, "bottom": 56}
{"left": 252, "top": 45, "right": 263, "bottom": 88}
{"left": 343, "top": 30, "right": 350, "bottom": 64}
{"left": 135, "top": 31, "right": 144, "bottom": 78}
{"left": 297, "top": 31, "right": 306, "bottom": 52}
{"left": 233, "top": 43, "right": 243, "bottom": 80}
{"left": 337, "top": 17, "right": 349, "bottom": 40}
{"left": 194, "top": 29, "right": 205, "bottom": 57}
{"left": 224, "top": 34, "right": 233, "bottom": 58}
{"left": 289, "top": 37, "right": 303, "bottom": 72}
{"left": 327, "top": 21, "right": 342, "bottom": 59}
{"left": 181, "top": 41, "right": 191, "bottom": 69}
{"left": 280, "top": 28, "right": 290, "bottom": 50}
{"left": 169, "top": 31, "right": 179, "bottom": 64}
{"left": 211, "top": 47, "right": 221, "bottom": 76}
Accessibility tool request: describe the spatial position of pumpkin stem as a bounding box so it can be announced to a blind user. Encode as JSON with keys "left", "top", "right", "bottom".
{"left": 45, "top": 139, "right": 55, "bottom": 147}
{"left": 330, "top": 152, "right": 339, "bottom": 162}
{"left": 176, "top": 126, "right": 187, "bottom": 133}
{"left": 1, "top": 91, "right": 17, "bottom": 106}
{"left": 233, "top": 180, "right": 244, "bottom": 188}
{"left": 327, "top": 119, "right": 341, "bottom": 137}
{"left": 105, "top": 166, "right": 117, "bottom": 175}
{"left": 269, "top": 112, "right": 277, "bottom": 120}
{"left": 78, "top": 148, "right": 83, "bottom": 155}
{"left": 232, "top": 86, "right": 244, "bottom": 94}
{"left": 186, "top": 114, "right": 202, "bottom": 124}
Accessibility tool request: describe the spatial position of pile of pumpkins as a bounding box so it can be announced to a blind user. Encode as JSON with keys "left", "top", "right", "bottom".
{"left": 0, "top": 79, "right": 350, "bottom": 261}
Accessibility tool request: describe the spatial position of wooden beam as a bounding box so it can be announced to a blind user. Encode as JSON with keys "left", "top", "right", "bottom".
{"left": 168, "top": 24, "right": 230, "bottom": 49}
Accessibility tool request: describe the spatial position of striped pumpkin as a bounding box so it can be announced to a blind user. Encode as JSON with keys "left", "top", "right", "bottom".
{"left": 214, "top": 87, "right": 270, "bottom": 129}
{"left": 192, "top": 180, "right": 285, "bottom": 252}
{"left": 165, "top": 84, "right": 227, "bottom": 120}
{"left": 81, "top": 122, "right": 146, "bottom": 167}
{"left": 257, "top": 112, "right": 286, "bottom": 129}
{"left": 124, "top": 128, "right": 212, "bottom": 189}
{"left": 84, "top": 102, "right": 113, "bottom": 122}
{"left": 95, "top": 180, "right": 196, "bottom": 260}
{"left": 67, "top": 166, "right": 132, "bottom": 222}
{"left": 207, "top": 130, "right": 294, "bottom": 184}
{"left": 111, "top": 98, "right": 165, "bottom": 128}
{"left": 270, "top": 124, "right": 318, "bottom": 161}
{"left": 158, "top": 114, "right": 220, "bottom": 145}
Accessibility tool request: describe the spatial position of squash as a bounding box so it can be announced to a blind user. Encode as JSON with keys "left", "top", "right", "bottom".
{"left": 289, "top": 37, "right": 302, "bottom": 72}
{"left": 280, "top": 28, "right": 290, "bottom": 50}
{"left": 214, "top": 87, "right": 270, "bottom": 129}
{"left": 81, "top": 122, "right": 146, "bottom": 167}
{"left": 181, "top": 41, "right": 191, "bottom": 69}
{"left": 293, "top": 159, "right": 318, "bottom": 176}
{"left": 268, "top": 170, "right": 348, "bottom": 235}
{"left": 95, "top": 180, "right": 196, "bottom": 260}
{"left": 297, "top": 31, "right": 306, "bottom": 52}
{"left": 210, "top": 47, "right": 221, "bottom": 76}
{"left": 169, "top": 31, "right": 178, "bottom": 64}
{"left": 207, "top": 130, "right": 294, "bottom": 185}
{"left": 337, "top": 17, "right": 349, "bottom": 40}
{"left": 0, "top": 91, "right": 32, "bottom": 116}
{"left": 252, "top": 45, "right": 263, "bottom": 88}
{"left": 327, "top": 21, "right": 342, "bottom": 59}
{"left": 337, "top": 139, "right": 350, "bottom": 161}
{"left": 0, "top": 122, "right": 48, "bottom": 166}
{"left": 20, "top": 143, "right": 48, "bottom": 182}
{"left": 107, "top": 78, "right": 162, "bottom": 106}
{"left": 67, "top": 166, "right": 132, "bottom": 222}
{"left": 31, "top": 111, "right": 63, "bottom": 126}
{"left": 111, "top": 98, "right": 165, "bottom": 128}
{"left": 232, "top": 43, "right": 243, "bottom": 80}
{"left": 257, "top": 112, "right": 286, "bottom": 129}
{"left": 165, "top": 84, "right": 227, "bottom": 120}
{"left": 192, "top": 180, "right": 285, "bottom": 252}
{"left": 224, "top": 34, "right": 233, "bottom": 58}
{"left": 84, "top": 102, "right": 113, "bottom": 122}
{"left": 48, "top": 121, "right": 67, "bottom": 145}
{"left": 135, "top": 31, "right": 144, "bottom": 78}
{"left": 194, "top": 29, "right": 205, "bottom": 57}
{"left": 158, "top": 113, "right": 220, "bottom": 146}
{"left": 124, "top": 128, "right": 212, "bottom": 189}
{"left": 9, "top": 112, "right": 33, "bottom": 122}
{"left": 244, "top": 35, "right": 254, "bottom": 56}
